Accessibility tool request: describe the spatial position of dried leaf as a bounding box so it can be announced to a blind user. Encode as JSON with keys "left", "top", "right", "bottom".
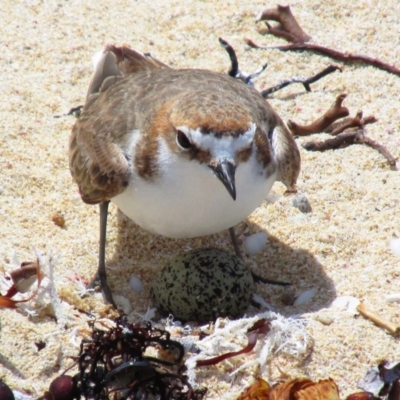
{"left": 238, "top": 378, "right": 270, "bottom": 400}
{"left": 346, "top": 392, "right": 379, "bottom": 399}
{"left": 269, "top": 378, "right": 340, "bottom": 400}
{"left": 239, "top": 377, "right": 381, "bottom": 400}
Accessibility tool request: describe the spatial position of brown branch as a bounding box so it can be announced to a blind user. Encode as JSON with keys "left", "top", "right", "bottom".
{"left": 302, "top": 130, "right": 361, "bottom": 151}
{"left": 302, "top": 129, "right": 397, "bottom": 169}
{"left": 359, "top": 135, "right": 397, "bottom": 169}
{"left": 256, "top": 5, "right": 311, "bottom": 43}
{"left": 288, "top": 93, "right": 349, "bottom": 136}
{"left": 261, "top": 64, "right": 342, "bottom": 97}
{"left": 245, "top": 39, "right": 400, "bottom": 78}
{"left": 219, "top": 38, "right": 268, "bottom": 86}
{"left": 357, "top": 303, "right": 400, "bottom": 335}
{"left": 264, "top": 22, "right": 299, "bottom": 44}
{"left": 219, "top": 37, "right": 239, "bottom": 77}
{"left": 330, "top": 111, "right": 378, "bottom": 135}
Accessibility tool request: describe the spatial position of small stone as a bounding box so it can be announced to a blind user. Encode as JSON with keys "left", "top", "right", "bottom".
{"left": 51, "top": 212, "right": 65, "bottom": 228}
{"left": 129, "top": 276, "right": 144, "bottom": 293}
{"left": 292, "top": 193, "right": 312, "bottom": 213}
{"left": 314, "top": 312, "right": 334, "bottom": 325}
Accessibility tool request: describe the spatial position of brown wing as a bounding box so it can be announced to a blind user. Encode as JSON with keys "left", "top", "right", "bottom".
{"left": 69, "top": 45, "right": 169, "bottom": 205}
{"left": 272, "top": 121, "right": 301, "bottom": 192}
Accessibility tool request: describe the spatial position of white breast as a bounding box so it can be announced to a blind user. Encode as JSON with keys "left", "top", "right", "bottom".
{"left": 112, "top": 140, "right": 277, "bottom": 239}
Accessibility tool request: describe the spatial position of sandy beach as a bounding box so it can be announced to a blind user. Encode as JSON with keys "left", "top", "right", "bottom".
{"left": 0, "top": 0, "right": 400, "bottom": 398}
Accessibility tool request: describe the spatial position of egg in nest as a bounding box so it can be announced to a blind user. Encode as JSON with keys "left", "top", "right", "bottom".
{"left": 150, "top": 248, "right": 254, "bottom": 322}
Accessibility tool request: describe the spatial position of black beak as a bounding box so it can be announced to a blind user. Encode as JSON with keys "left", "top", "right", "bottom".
{"left": 209, "top": 160, "right": 236, "bottom": 200}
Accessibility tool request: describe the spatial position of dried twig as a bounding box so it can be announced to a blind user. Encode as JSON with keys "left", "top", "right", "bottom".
{"left": 288, "top": 93, "right": 349, "bottom": 135}
{"left": 329, "top": 111, "right": 378, "bottom": 135}
{"left": 219, "top": 37, "right": 239, "bottom": 77}
{"left": 219, "top": 37, "right": 268, "bottom": 86}
{"left": 302, "top": 130, "right": 362, "bottom": 151}
{"left": 256, "top": 5, "right": 311, "bottom": 44}
{"left": 245, "top": 39, "right": 400, "bottom": 78}
{"left": 357, "top": 303, "right": 400, "bottom": 335}
{"left": 261, "top": 64, "right": 342, "bottom": 97}
{"left": 289, "top": 94, "right": 396, "bottom": 168}
{"left": 303, "top": 129, "right": 397, "bottom": 169}
{"left": 250, "top": 5, "right": 400, "bottom": 77}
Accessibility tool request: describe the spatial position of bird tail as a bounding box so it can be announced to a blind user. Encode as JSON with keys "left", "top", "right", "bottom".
{"left": 86, "top": 44, "right": 169, "bottom": 99}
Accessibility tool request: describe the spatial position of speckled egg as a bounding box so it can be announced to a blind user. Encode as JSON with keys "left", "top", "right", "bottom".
{"left": 150, "top": 248, "right": 254, "bottom": 322}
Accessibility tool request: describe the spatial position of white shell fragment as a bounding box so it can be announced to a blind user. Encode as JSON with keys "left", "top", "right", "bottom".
{"left": 390, "top": 238, "right": 400, "bottom": 256}
{"left": 243, "top": 232, "right": 268, "bottom": 256}
{"left": 330, "top": 296, "right": 360, "bottom": 314}
{"left": 129, "top": 275, "right": 144, "bottom": 293}
{"left": 293, "top": 288, "right": 316, "bottom": 306}
{"left": 385, "top": 293, "right": 400, "bottom": 303}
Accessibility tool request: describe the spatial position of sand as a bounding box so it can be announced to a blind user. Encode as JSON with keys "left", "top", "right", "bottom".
{"left": 0, "top": 0, "right": 400, "bottom": 398}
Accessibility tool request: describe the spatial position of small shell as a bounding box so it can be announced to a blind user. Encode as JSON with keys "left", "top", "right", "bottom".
{"left": 293, "top": 288, "right": 316, "bottom": 306}
{"left": 385, "top": 294, "right": 400, "bottom": 303}
{"left": 330, "top": 296, "right": 360, "bottom": 314}
{"left": 243, "top": 232, "right": 268, "bottom": 256}
{"left": 129, "top": 276, "right": 144, "bottom": 293}
{"left": 390, "top": 238, "right": 400, "bottom": 256}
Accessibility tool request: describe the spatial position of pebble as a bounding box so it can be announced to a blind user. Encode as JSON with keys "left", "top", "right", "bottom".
{"left": 314, "top": 312, "right": 334, "bottom": 326}
{"left": 51, "top": 212, "right": 65, "bottom": 228}
{"left": 129, "top": 276, "right": 144, "bottom": 293}
{"left": 243, "top": 232, "right": 268, "bottom": 256}
{"left": 292, "top": 193, "right": 312, "bottom": 213}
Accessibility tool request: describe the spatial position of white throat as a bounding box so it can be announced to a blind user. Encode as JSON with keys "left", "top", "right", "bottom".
{"left": 112, "top": 135, "right": 276, "bottom": 239}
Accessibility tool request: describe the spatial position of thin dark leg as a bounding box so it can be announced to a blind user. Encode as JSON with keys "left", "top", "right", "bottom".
{"left": 229, "top": 227, "right": 242, "bottom": 259}
{"left": 228, "top": 226, "right": 291, "bottom": 287}
{"left": 88, "top": 201, "right": 116, "bottom": 307}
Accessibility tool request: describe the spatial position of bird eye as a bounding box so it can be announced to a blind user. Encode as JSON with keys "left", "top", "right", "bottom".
{"left": 176, "top": 130, "right": 192, "bottom": 150}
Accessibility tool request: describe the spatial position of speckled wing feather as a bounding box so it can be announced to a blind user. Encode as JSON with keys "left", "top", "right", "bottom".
{"left": 69, "top": 45, "right": 168, "bottom": 205}
{"left": 273, "top": 122, "right": 301, "bottom": 191}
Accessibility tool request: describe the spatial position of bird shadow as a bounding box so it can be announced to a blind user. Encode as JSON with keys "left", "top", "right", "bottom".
{"left": 244, "top": 219, "right": 336, "bottom": 317}
{"left": 108, "top": 206, "right": 336, "bottom": 318}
